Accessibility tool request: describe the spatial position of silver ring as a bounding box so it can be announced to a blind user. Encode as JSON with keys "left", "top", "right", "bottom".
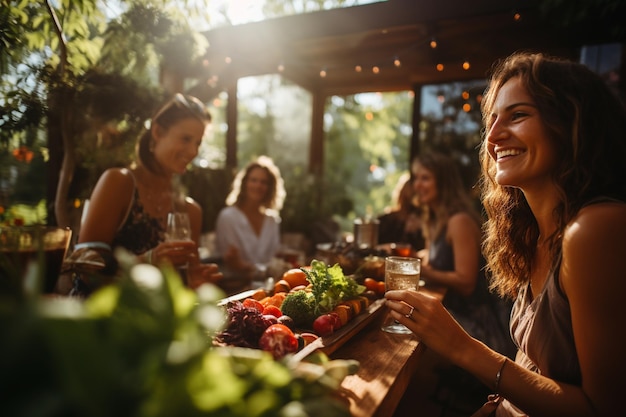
{"left": 405, "top": 306, "right": 415, "bottom": 319}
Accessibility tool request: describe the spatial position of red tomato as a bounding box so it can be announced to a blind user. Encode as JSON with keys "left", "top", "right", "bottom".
{"left": 242, "top": 298, "right": 264, "bottom": 313}
{"left": 364, "top": 278, "right": 379, "bottom": 292}
{"left": 313, "top": 314, "right": 339, "bottom": 336}
{"left": 259, "top": 324, "right": 299, "bottom": 359}
{"left": 263, "top": 305, "right": 283, "bottom": 318}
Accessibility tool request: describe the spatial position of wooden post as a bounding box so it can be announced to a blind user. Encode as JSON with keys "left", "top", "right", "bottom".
{"left": 309, "top": 92, "right": 326, "bottom": 175}
{"left": 226, "top": 83, "right": 238, "bottom": 170}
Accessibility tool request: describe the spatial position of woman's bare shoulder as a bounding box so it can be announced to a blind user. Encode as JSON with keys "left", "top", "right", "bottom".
{"left": 448, "top": 211, "right": 481, "bottom": 230}
{"left": 96, "top": 167, "right": 134, "bottom": 190}
{"left": 564, "top": 201, "right": 626, "bottom": 243}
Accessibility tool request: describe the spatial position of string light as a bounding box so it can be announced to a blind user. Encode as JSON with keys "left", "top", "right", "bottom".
{"left": 513, "top": 10, "right": 522, "bottom": 21}
{"left": 207, "top": 21, "right": 518, "bottom": 84}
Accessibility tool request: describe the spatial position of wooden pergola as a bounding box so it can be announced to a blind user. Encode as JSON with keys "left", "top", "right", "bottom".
{"left": 190, "top": 0, "right": 624, "bottom": 173}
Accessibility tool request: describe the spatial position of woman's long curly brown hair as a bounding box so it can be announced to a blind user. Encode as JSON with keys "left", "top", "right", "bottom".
{"left": 479, "top": 52, "right": 626, "bottom": 298}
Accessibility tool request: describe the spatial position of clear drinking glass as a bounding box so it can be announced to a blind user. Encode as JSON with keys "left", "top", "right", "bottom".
{"left": 165, "top": 212, "right": 192, "bottom": 282}
{"left": 381, "top": 256, "right": 421, "bottom": 334}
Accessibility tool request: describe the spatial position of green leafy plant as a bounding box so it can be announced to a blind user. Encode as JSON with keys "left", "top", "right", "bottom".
{"left": 0, "top": 252, "right": 354, "bottom": 417}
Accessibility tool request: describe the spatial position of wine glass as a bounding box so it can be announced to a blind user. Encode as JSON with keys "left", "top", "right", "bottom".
{"left": 166, "top": 212, "right": 192, "bottom": 282}
{"left": 381, "top": 256, "right": 421, "bottom": 334}
{"left": 166, "top": 212, "right": 191, "bottom": 242}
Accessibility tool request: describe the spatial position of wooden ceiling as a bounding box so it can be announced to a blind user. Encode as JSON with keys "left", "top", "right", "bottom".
{"left": 194, "top": 0, "right": 617, "bottom": 98}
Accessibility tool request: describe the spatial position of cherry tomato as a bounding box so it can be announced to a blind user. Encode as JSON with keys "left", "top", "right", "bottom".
{"left": 259, "top": 324, "right": 299, "bottom": 359}
{"left": 263, "top": 305, "right": 283, "bottom": 318}
{"left": 313, "top": 314, "right": 339, "bottom": 336}
{"left": 242, "top": 298, "right": 264, "bottom": 313}
{"left": 376, "top": 281, "right": 386, "bottom": 295}
{"left": 364, "top": 278, "right": 379, "bottom": 292}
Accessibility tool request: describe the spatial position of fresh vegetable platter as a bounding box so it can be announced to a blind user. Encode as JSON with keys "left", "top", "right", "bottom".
{"left": 214, "top": 260, "right": 387, "bottom": 360}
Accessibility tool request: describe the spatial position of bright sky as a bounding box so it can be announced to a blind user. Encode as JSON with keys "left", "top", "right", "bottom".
{"left": 206, "top": 0, "right": 266, "bottom": 26}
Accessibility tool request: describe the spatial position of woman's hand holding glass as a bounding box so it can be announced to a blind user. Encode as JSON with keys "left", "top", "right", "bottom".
{"left": 164, "top": 212, "right": 223, "bottom": 287}
{"left": 384, "top": 289, "right": 475, "bottom": 362}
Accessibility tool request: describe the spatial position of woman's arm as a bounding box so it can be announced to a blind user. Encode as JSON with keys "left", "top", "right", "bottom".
{"left": 385, "top": 291, "right": 599, "bottom": 417}
{"left": 560, "top": 202, "right": 626, "bottom": 416}
{"left": 421, "top": 212, "right": 481, "bottom": 296}
{"left": 78, "top": 168, "right": 134, "bottom": 245}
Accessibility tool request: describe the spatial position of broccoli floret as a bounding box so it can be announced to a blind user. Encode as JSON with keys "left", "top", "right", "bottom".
{"left": 280, "top": 290, "right": 317, "bottom": 328}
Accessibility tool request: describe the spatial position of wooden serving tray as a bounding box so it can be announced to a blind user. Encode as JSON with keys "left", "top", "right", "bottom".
{"left": 216, "top": 289, "right": 388, "bottom": 362}
{"left": 292, "top": 297, "right": 386, "bottom": 361}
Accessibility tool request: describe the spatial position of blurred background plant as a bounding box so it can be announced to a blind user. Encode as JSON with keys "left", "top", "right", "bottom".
{"left": 0, "top": 251, "right": 353, "bottom": 417}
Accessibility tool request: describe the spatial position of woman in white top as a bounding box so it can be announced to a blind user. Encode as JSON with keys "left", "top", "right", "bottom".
{"left": 215, "top": 155, "right": 286, "bottom": 279}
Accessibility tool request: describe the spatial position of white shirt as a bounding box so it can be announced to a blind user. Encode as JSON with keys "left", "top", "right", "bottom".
{"left": 215, "top": 205, "right": 281, "bottom": 268}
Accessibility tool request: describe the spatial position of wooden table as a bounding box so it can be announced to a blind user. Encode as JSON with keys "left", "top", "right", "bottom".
{"left": 331, "top": 285, "right": 446, "bottom": 417}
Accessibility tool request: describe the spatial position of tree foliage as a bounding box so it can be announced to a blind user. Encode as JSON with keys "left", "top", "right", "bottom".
{"left": 0, "top": 0, "right": 210, "bottom": 228}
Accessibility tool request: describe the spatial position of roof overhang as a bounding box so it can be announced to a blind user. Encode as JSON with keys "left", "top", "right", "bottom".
{"left": 194, "top": 0, "right": 623, "bottom": 98}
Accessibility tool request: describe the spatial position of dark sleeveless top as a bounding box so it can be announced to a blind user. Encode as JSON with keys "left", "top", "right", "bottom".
{"left": 111, "top": 181, "right": 164, "bottom": 255}
{"left": 430, "top": 226, "right": 516, "bottom": 357}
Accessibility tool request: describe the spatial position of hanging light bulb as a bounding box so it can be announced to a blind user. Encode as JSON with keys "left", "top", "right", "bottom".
{"left": 277, "top": 62, "right": 285, "bottom": 72}
{"left": 372, "top": 66, "right": 380, "bottom": 74}
{"left": 436, "top": 63, "right": 444, "bottom": 72}
{"left": 430, "top": 38, "right": 438, "bottom": 49}
{"left": 393, "top": 57, "right": 401, "bottom": 67}
{"left": 225, "top": 56, "right": 232, "bottom": 64}
{"left": 513, "top": 10, "right": 522, "bottom": 21}
{"left": 355, "top": 65, "right": 362, "bottom": 72}
{"left": 320, "top": 68, "right": 327, "bottom": 78}
{"left": 462, "top": 91, "right": 470, "bottom": 100}
{"left": 462, "top": 60, "right": 470, "bottom": 70}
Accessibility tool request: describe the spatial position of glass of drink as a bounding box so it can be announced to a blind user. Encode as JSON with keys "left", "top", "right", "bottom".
{"left": 165, "top": 212, "right": 192, "bottom": 282}
{"left": 381, "top": 255, "right": 421, "bottom": 334}
{"left": 0, "top": 225, "right": 72, "bottom": 295}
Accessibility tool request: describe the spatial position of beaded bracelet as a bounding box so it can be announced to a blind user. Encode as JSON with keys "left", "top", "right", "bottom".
{"left": 494, "top": 358, "right": 507, "bottom": 393}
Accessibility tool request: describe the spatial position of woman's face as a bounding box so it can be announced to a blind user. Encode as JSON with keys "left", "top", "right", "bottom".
{"left": 153, "top": 117, "right": 205, "bottom": 175}
{"left": 244, "top": 167, "right": 271, "bottom": 205}
{"left": 412, "top": 164, "right": 438, "bottom": 207}
{"left": 484, "top": 77, "right": 558, "bottom": 192}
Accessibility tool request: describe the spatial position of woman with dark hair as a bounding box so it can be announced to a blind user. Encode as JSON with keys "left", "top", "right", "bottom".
{"left": 215, "top": 155, "right": 286, "bottom": 280}
{"left": 386, "top": 52, "right": 626, "bottom": 416}
{"left": 412, "top": 151, "right": 514, "bottom": 357}
{"left": 77, "top": 93, "right": 222, "bottom": 291}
